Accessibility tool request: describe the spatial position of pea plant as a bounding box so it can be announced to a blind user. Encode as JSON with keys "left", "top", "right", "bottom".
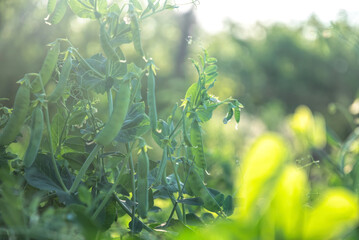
{"left": 0, "top": 0, "right": 242, "bottom": 239}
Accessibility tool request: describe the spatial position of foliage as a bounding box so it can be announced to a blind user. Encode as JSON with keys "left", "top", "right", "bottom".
{"left": 0, "top": 1, "right": 242, "bottom": 239}
{"left": 1, "top": 1, "right": 359, "bottom": 240}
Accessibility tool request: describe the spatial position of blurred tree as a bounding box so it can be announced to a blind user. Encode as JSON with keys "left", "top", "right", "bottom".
{"left": 205, "top": 15, "right": 359, "bottom": 136}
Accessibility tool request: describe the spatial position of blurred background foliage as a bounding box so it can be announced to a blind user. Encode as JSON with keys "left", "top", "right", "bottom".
{"left": 2, "top": 0, "right": 359, "bottom": 196}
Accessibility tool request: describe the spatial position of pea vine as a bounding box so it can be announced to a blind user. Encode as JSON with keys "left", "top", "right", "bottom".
{"left": 0, "top": 0, "right": 242, "bottom": 238}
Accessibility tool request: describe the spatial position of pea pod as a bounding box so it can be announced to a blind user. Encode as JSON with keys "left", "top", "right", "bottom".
{"left": 94, "top": 80, "right": 130, "bottom": 146}
{"left": 24, "top": 106, "right": 44, "bottom": 168}
{"left": 147, "top": 65, "right": 157, "bottom": 130}
{"left": 182, "top": 110, "right": 192, "bottom": 147}
{"left": 0, "top": 84, "right": 30, "bottom": 146}
{"left": 32, "top": 41, "right": 60, "bottom": 92}
{"left": 187, "top": 167, "right": 221, "bottom": 212}
{"left": 155, "top": 146, "right": 167, "bottom": 185}
{"left": 48, "top": 0, "right": 67, "bottom": 25}
{"left": 129, "top": 4, "right": 145, "bottom": 57}
{"left": 47, "top": 0, "right": 57, "bottom": 14}
{"left": 137, "top": 148, "right": 149, "bottom": 218}
{"left": 100, "top": 24, "right": 119, "bottom": 61}
{"left": 48, "top": 56, "right": 72, "bottom": 103}
{"left": 190, "top": 119, "right": 206, "bottom": 170}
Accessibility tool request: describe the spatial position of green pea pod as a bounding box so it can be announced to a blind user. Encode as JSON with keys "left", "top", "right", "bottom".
{"left": 155, "top": 146, "right": 167, "bottom": 185}
{"left": 48, "top": 0, "right": 67, "bottom": 25}
{"left": 0, "top": 84, "right": 30, "bottom": 146}
{"left": 48, "top": 56, "right": 72, "bottom": 103}
{"left": 94, "top": 80, "right": 131, "bottom": 146}
{"left": 190, "top": 119, "right": 206, "bottom": 170}
{"left": 24, "top": 106, "right": 44, "bottom": 168}
{"left": 147, "top": 65, "right": 157, "bottom": 130}
{"left": 137, "top": 148, "right": 149, "bottom": 218}
{"left": 182, "top": 110, "right": 192, "bottom": 147}
{"left": 32, "top": 41, "right": 60, "bottom": 93}
{"left": 47, "top": 0, "right": 57, "bottom": 14}
{"left": 100, "top": 24, "right": 119, "bottom": 61}
{"left": 187, "top": 167, "right": 221, "bottom": 212}
{"left": 129, "top": 4, "right": 145, "bottom": 58}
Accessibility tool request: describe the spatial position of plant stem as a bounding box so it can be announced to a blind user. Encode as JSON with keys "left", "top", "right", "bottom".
{"left": 69, "top": 144, "right": 101, "bottom": 193}
{"left": 60, "top": 39, "right": 104, "bottom": 79}
{"left": 126, "top": 143, "right": 136, "bottom": 233}
{"left": 112, "top": 194, "right": 154, "bottom": 233}
{"left": 168, "top": 149, "right": 185, "bottom": 222}
{"left": 92, "top": 168, "right": 122, "bottom": 219}
{"left": 37, "top": 73, "right": 68, "bottom": 193}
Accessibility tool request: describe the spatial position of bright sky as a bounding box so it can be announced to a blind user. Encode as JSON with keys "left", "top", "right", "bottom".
{"left": 189, "top": 0, "right": 359, "bottom": 33}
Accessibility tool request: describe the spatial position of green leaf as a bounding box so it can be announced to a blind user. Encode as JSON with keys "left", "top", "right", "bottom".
{"left": 68, "top": 109, "right": 87, "bottom": 126}
{"left": 110, "top": 48, "right": 127, "bottom": 77}
{"left": 177, "top": 197, "right": 204, "bottom": 206}
{"left": 206, "top": 57, "right": 217, "bottom": 64}
{"left": 111, "top": 32, "right": 132, "bottom": 47}
{"left": 115, "top": 102, "right": 150, "bottom": 142}
{"left": 76, "top": 54, "right": 107, "bottom": 94}
{"left": 78, "top": 185, "right": 92, "bottom": 206}
{"left": 95, "top": 199, "right": 117, "bottom": 231}
{"left": 64, "top": 137, "right": 86, "bottom": 152}
{"left": 196, "top": 103, "right": 220, "bottom": 122}
{"left": 184, "top": 82, "right": 199, "bottom": 104}
{"left": 223, "top": 195, "right": 234, "bottom": 216}
{"left": 204, "top": 65, "right": 217, "bottom": 75}
{"left": 62, "top": 152, "right": 93, "bottom": 171}
{"left": 24, "top": 154, "right": 74, "bottom": 204}
{"left": 185, "top": 213, "right": 204, "bottom": 226}
{"left": 68, "top": 0, "right": 107, "bottom": 19}
{"left": 51, "top": 111, "right": 66, "bottom": 152}
{"left": 208, "top": 188, "right": 225, "bottom": 206}
{"left": 130, "top": 0, "right": 143, "bottom": 10}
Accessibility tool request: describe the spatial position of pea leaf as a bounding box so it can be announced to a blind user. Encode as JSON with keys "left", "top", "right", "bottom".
{"left": 196, "top": 103, "right": 220, "bottom": 122}
{"left": 68, "top": 0, "right": 107, "bottom": 19}
{"left": 51, "top": 111, "right": 66, "bottom": 151}
{"left": 115, "top": 102, "right": 150, "bottom": 142}
{"left": 64, "top": 137, "right": 86, "bottom": 152}
{"left": 24, "top": 154, "right": 75, "bottom": 204}
{"left": 223, "top": 195, "right": 234, "bottom": 216}
{"left": 177, "top": 197, "right": 204, "bottom": 206}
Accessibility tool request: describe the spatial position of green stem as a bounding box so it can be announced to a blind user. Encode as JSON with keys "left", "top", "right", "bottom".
{"left": 37, "top": 74, "right": 68, "bottom": 193}
{"left": 69, "top": 144, "right": 101, "bottom": 193}
{"left": 169, "top": 149, "right": 185, "bottom": 222}
{"left": 126, "top": 143, "right": 136, "bottom": 233}
{"left": 168, "top": 117, "right": 183, "bottom": 140}
{"left": 92, "top": 168, "right": 122, "bottom": 219}
{"left": 59, "top": 39, "right": 104, "bottom": 79}
{"left": 112, "top": 194, "right": 154, "bottom": 233}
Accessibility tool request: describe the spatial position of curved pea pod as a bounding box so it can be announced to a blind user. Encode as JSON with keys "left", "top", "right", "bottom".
{"left": 190, "top": 119, "right": 206, "bottom": 170}
{"left": 100, "top": 24, "right": 119, "bottom": 61}
{"left": 147, "top": 65, "right": 157, "bottom": 130}
{"left": 155, "top": 146, "right": 167, "bottom": 185}
{"left": 32, "top": 41, "right": 60, "bottom": 92}
{"left": 94, "top": 80, "right": 131, "bottom": 146}
{"left": 187, "top": 167, "right": 221, "bottom": 212}
{"left": 47, "top": 0, "right": 67, "bottom": 25}
{"left": 47, "top": 0, "right": 57, "bottom": 14}
{"left": 23, "top": 106, "right": 44, "bottom": 168}
{"left": 0, "top": 84, "right": 30, "bottom": 146}
{"left": 137, "top": 148, "right": 149, "bottom": 218}
{"left": 182, "top": 111, "right": 192, "bottom": 147}
{"left": 48, "top": 56, "right": 72, "bottom": 103}
{"left": 129, "top": 4, "right": 145, "bottom": 58}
